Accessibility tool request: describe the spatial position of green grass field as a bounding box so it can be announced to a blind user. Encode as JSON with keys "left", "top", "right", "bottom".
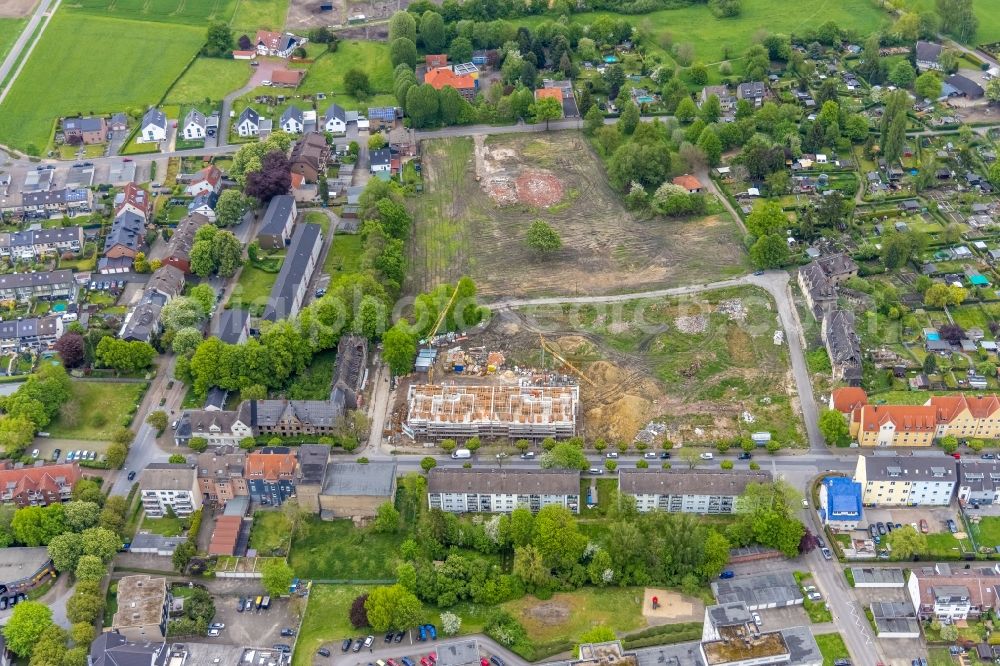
{"left": 296, "top": 41, "right": 394, "bottom": 97}
{"left": 902, "top": 0, "right": 1000, "bottom": 44}
{"left": 0, "top": 13, "right": 203, "bottom": 154}
{"left": 227, "top": 263, "right": 280, "bottom": 315}
{"left": 814, "top": 633, "right": 850, "bottom": 666}
{"left": 289, "top": 518, "right": 404, "bottom": 580}
{"left": 502, "top": 588, "right": 647, "bottom": 644}
{"left": 0, "top": 19, "right": 27, "bottom": 65}
{"left": 49, "top": 380, "right": 146, "bottom": 440}
{"left": 231, "top": 0, "right": 288, "bottom": 31}
{"left": 142, "top": 516, "right": 184, "bottom": 536}
{"left": 248, "top": 510, "right": 292, "bottom": 556}
{"left": 971, "top": 516, "right": 1000, "bottom": 548}
{"left": 67, "top": 0, "right": 238, "bottom": 25}
{"left": 293, "top": 585, "right": 374, "bottom": 666}
{"left": 165, "top": 58, "right": 251, "bottom": 104}
{"left": 323, "top": 233, "right": 362, "bottom": 277}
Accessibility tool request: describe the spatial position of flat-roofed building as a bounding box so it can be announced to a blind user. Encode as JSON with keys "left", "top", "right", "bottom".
{"left": 139, "top": 463, "right": 200, "bottom": 517}
{"left": 404, "top": 384, "right": 579, "bottom": 440}
{"left": 871, "top": 601, "right": 920, "bottom": 638}
{"left": 0, "top": 547, "right": 55, "bottom": 595}
{"left": 712, "top": 571, "right": 803, "bottom": 610}
{"left": 851, "top": 567, "right": 905, "bottom": 588}
{"left": 195, "top": 447, "right": 248, "bottom": 502}
{"left": 320, "top": 461, "right": 396, "bottom": 519}
{"left": 111, "top": 575, "right": 170, "bottom": 641}
{"left": 428, "top": 468, "right": 580, "bottom": 514}
{"left": 618, "top": 468, "right": 770, "bottom": 514}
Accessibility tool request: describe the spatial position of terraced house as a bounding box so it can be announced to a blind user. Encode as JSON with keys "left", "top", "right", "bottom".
{"left": 0, "top": 462, "right": 80, "bottom": 507}
{"left": 0, "top": 226, "right": 83, "bottom": 260}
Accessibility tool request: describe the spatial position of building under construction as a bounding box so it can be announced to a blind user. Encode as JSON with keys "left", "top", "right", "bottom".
{"left": 403, "top": 384, "right": 579, "bottom": 441}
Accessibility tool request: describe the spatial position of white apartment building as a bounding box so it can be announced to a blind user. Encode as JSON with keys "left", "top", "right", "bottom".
{"left": 427, "top": 468, "right": 580, "bottom": 514}
{"left": 618, "top": 468, "right": 771, "bottom": 514}
{"left": 854, "top": 455, "right": 956, "bottom": 506}
{"left": 138, "top": 463, "right": 201, "bottom": 517}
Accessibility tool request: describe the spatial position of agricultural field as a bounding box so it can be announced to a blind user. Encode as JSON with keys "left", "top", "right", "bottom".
{"left": 49, "top": 380, "right": 146, "bottom": 440}
{"left": 0, "top": 19, "right": 26, "bottom": 64}
{"left": 66, "top": 0, "right": 238, "bottom": 25}
{"left": 231, "top": 0, "right": 288, "bottom": 31}
{"left": 294, "top": 41, "right": 394, "bottom": 97}
{"left": 165, "top": 57, "right": 252, "bottom": 104}
{"left": 0, "top": 13, "right": 203, "bottom": 154}
{"left": 481, "top": 285, "right": 804, "bottom": 444}
{"left": 408, "top": 133, "right": 748, "bottom": 299}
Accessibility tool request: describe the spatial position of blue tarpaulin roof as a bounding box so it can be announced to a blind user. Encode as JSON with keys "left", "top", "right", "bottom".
{"left": 824, "top": 477, "right": 862, "bottom": 519}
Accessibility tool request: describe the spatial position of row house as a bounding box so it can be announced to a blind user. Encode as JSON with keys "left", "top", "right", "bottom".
{"left": 174, "top": 403, "right": 253, "bottom": 448}
{"left": 162, "top": 213, "right": 209, "bottom": 274}
{"left": 0, "top": 226, "right": 84, "bottom": 260}
{"left": 928, "top": 394, "right": 1000, "bottom": 440}
{"left": 18, "top": 188, "right": 92, "bottom": 218}
{"left": 196, "top": 447, "right": 248, "bottom": 502}
{"left": 854, "top": 455, "right": 956, "bottom": 506}
{"left": 427, "top": 468, "right": 580, "bottom": 514}
{"left": 249, "top": 399, "right": 341, "bottom": 438}
{"left": 618, "top": 468, "right": 771, "bottom": 514}
{"left": 0, "top": 270, "right": 75, "bottom": 303}
{"left": 0, "top": 462, "right": 80, "bottom": 507}
{"left": 0, "top": 316, "right": 63, "bottom": 353}
{"left": 907, "top": 563, "right": 1000, "bottom": 621}
{"left": 119, "top": 264, "right": 186, "bottom": 342}
{"left": 138, "top": 463, "right": 201, "bottom": 517}
{"left": 958, "top": 460, "right": 1000, "bottom": 505}
{"left": 261, "top": 223, "right": 322, "bottom": 322}
{"left": 246, "top": 447, "right": 297, "bottom": 505}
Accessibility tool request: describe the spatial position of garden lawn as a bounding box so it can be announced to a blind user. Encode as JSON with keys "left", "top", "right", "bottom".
{"left": 928, "top": 648, "right": 954, "bottom": 666}
{"left": 292, "top": 584, "right": 374, "bottom": 666}
{"left": 322, "top": 233, "right": 362, "bottom": 276}
{"left": 296, "top": 41, "right": 394, "bottom": 97}
{"left": 304, "top": 211, "right": 330, "bottom": 235}
{"left": 49, "top": 380, "right": 146, "bottom": 440}
{"left": 289, "top": 518, "right": 405, "bottom": 580}
{"left": 231, "top": 0, "right": 288, "bottom": 31}
{"left": 142, "top": 516, "right": 184, "bottom": 537}
{"left": 165, "top": 57, "right": 251, "bottom": 103}
{"left": 924, "top": 533, "right": 968, "bottom": 559}
{"left": 971, "top": 516, "right": 1000, "bottom": 548}
{"left": 502, "top": 587, "right": 646, "bottom": 645}
{"left": 227, "top": 263, "right": 279, "bottom": 316}
{"left": 814, "top": 633, "right": 849, "bottom": 666}
{"left": 248, "top": 510, "right": 291, "bottom": 556}
{"left": 0, "top": 14, "right": 203, "bottom": 154}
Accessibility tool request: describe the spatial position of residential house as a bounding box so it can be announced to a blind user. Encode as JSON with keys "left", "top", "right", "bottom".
{"left": 737, "top": 81, "right": 766, "bottom": 106}
{"left": 261, "top": 222, "right": 322, "bottom": 321}
{"left": 367, "top": 106, "right": 397, "bottom": 131}
{"left": 618, "top": 468, "right": 769, "bottom": 514}
{"left": 424, "top": 66, "right": 477, "bottom": 102}
{"left": 115, "top": 182, "right": 150, "bottom": 220}
{"left": 248, "top": 398, "right": 341, "bottom": 437}
{"left": 819, "top": 476, "right": 862, "bottom": 530}
{"left": 815, "top": 253, "right": 858, "bottom": 285}
{"left": 425, "top": 54, "right": 448, "bottom": 68}
{"left": 672, "top": 174, "right": 703, "bottom": 193}
{"left": 257, "top": 194, "right": 296, "bottom": 249}
{"left": 236, "top": 108, "right": 260, "bottom": 138}
{"left": 0, "top": 270, "right": 75, "bottom": 303}
{"left": 797, "top": 263, "right": 837, "bottom": 319}
{"left": 184, "top": 165, "right": 222, "bottom": 197}
{"left": 110, "top": 575, "right": 170, "bottom": 641}
{"left": 139, "top": 108, "right": 167, "bottom": 143}
{"left": 187, "top": 191, "right": 218, "bottom": 222}
{"left": 0, "top": 316, "right": 63, "bottom": 353}
{"left": 854, "top": 455, "right": 957, "bottom": 506}
{"left": 533, "top": 87, "right": 564, "bottom": 118}
{"left": 254, "top": 30, "right": 306, "bottom": 58}
{"left": 0, "top": 226, "right": 84, "bottom": 260}
{"left": 62, "top": 116, "right": 106, "bottom": 144}
{"left": 290, "top": 132, "right": 330, "bottom": 182}
{"left": 181, "top": 109, "right": 206, "bottom": 141}
{"left": 162, "top": 213, "right": 208, "bottom": 274}
{"left": 118, "top": 302, "right": 162, "bottom": 342}
{"left": 109, "top": 113, "right": 128, "bottom": 132}
{"left": 88, "top": 631, "right": 165, "bottom": 666}
{"left": 700, "top": 85, "right": 735, "bottom": 110}
{"left": 138, "top": 463, "right": 201, "bottom": 517}
{"left": 294, "top": 444, "right": 329, "bottom": 513}
{"left": 280, "top": 105, "right": 304, "bottom": 134}
{"left": 271, "top": 68, "right": 305, "bottom": 88}
{"left": 211, "top": 307, "right": 250, "bottom": 345}
{"left": 319, "top": 462, "right": 396, "bottom": 519}
{"left": 957, "top": 461, "right": 1000, "bottom": 506}
{"left": 851, "top": 404, "right": 938, "bottom": 447}
{"left": 916, "top": 41, "right": 943, "bottom": 71}
{"left": 822, "top": 309, "right": 862, "bottom": 386}
{"left": 17, "top": 189, "right": 93, "bottom": 218}
{"left": 145, "top": 264, "right": 186, "bottom": 301}
{"left": 0, "top": 462, "right": 80, "bottom": 507}
{"left": 945, "top": 74, "right": 985, "bottom": 99}
{"left": 324, "top": 103, "right": 347, "bottom": 134}
{"left": 245, "top": 447, "right": 297, "bottom": 505}
{"left": 427, "top": 468, "right": 580, "bottom": 514}
{"left": 907, "top": 563, "right": 1000, "bottom": 621}
{"left": 174, "top": 404, "right": 253, "bottom": 449}
{"left": 369, "top": 148, "right": 391, "bottom": 173}
{"left": 195, "top": 447, "right": 248, "bottom": 502}
{"left": 928, "top": 394, "right": 1000, "bottom": 439}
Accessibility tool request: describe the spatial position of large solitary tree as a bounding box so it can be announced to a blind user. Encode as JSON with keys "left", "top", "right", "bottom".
{"left": 245, "top": 151, "right": 291, "bottom": 203}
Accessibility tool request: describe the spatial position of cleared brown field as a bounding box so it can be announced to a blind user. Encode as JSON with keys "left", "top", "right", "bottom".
{"left": 406, "top": 132, "right": 749, "bottom": 300}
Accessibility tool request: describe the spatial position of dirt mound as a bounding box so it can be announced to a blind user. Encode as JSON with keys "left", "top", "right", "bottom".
{"left": 586, "top": 394, "right": 655, "bottom": 441}
{"left": 522, "top": 601, "right": 571, "bottom": 625}
{"left": 515, "top": 170, "right": 564, "bottom": 207}
{"left": 485, "top": 177, "right": 518, "bottom": 205}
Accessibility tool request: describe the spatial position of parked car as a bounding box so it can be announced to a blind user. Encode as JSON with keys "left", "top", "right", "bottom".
{"left": 588, "top": 467, "right": 604, "bottom": 475}
{"left": 807, "top": 591, "right": 822, "bottom": 601}
{"left": 738, "top": 452, "right": 751, "bottom": 460}
{"left": 318, "top": 648, "right": 332, "bottom": 657}
{"left": 877, "top": 522, "right": 886, "bottom": 535}
{"left": 418, "top": 625, "right": 427, "bottom": 641}
{"left": 237, "top": 598, "right": 245, "bottom": 612}
{"left": 490, "top": 656, "right": 505, "bottom": 666}
{"left": 885, "top": 522, "right": 895, "bottom": 533}
{"left": 427, "top": 653, "right": 437, "bottom": 664}
{"left": 606, "top": 452, "right": 618, "bottom": 459}
{"left": 919, "top": 519, "right": 929, "bottom": 534}
{"left": 402, "top": 657, "right": 416, "bottom": 666}
{"left": 425, "top": 625, "right": 437, "bottom": 640}
{"left": 947, "top": 519, "right": 958, "bottom": 533}
{"left": 700, "top": 452, "right": 713, "bottom": 460}
{"left": 364, "top": 635, "right": 374, "bottom": 648}
{"left": 51, "top": 448, "right": 60, "bottom": 461}
{"left": 660, "top": 451, "right": 671, "bottom": 459}
{"left": 394, "top": 631, "right": 405, "bottom": 643}
{"left": 982, "top": 453, "right": 996, "bottom": 460}
{"left": 352, "top": 639, "right": 364, "bottom": 652}
{"left": 31, "top": 449, "right": 38, "bottom": 459}
{"left": 952, "top": 453, "right": 962, "bottom": 459}
{"left": 273, "top": 644, "right": 291, "bottom": 653}
{"left": 127, "top": 471, "right": 136, "bottom": 481}
{"left": 802, "top": 585, "right": 816, "bottom": 593}
{"left": 384, "top": 632, "right": 394, "bottom": 643}
{"left": 821, "top": 547, "right": 832, "bottom": 560}
{"left": 209, "top": 623, "right": 224, "bottom": 630}
{"left": 719, "top": 570, "right": 734, "bottom": 579}
{"left": 644, "top": 452, "right": 658, "bottom": 459}
{"left": 278, "top": 627, "right": 295, "bottom": 636}
{"left": 342, "top": 639, "right": 353, "bottom": 652}
{"left": 520, "top": 451, "right": 535, "bottom": 459}
{"left": 751, "top": 612, "right": 762, "bottom": 626}
{"left": 834, "top": 659, "right": 851, "bottom": 666}
{"left": 422, "top": 658, "right": 433, "bottom": 666}
{"left": 207, "top": 629, "right": 221, "bottom": 637}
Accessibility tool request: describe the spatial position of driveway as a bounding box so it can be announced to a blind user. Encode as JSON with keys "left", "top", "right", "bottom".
{"left": 322, "top": 636, "right": 526, "bottom": 666}
{"left": 219, "top": 59, "right": 283, "bottom": 147}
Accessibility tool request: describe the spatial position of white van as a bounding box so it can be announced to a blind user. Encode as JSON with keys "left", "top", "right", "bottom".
{"left": 451, "top": 448, "right": 471, "bottom": 459}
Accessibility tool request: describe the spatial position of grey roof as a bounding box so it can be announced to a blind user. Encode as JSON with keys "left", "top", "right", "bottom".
{"left": 326, "top": 103, "right": 346, "bottom": 123}
{"left": 946, "top": 74, "right": 984, "bottom": 98}
{"left": 863, "top": 456, "right": 957, "bottom": 483}
{"left": 260, "top": 194, "right": 295, "bottom": 237}
{"left": 89, "top": 632, "right": 166, "bottom": 666}
{"left": 196, "top": 447, "right": 246, "bottom": 480}
{"left": 139, "top": 463, "right": 196, "bottom": 491}
{"left": 370, "top": 147, "right": 391, "bottom": 167}
{"left": 298, "top": 444, "right": 330, "bottom": 485}
{"left": 0, "top": 316, "right": 60, "bottom": 343}
{"left": 0, "top": 547, "right": 51, "bottom": 584}
{"left": 0, "top": 226, "right": 84, "bottom": 249}
{"left": 618, "top": 468, "right": 771, "bottom": 496}
{"left": 130, "top": 532, "right": 187, "bottom": 553}
{"left": 959, "top": 461, "right": 1000, "bottom": 492}
{"left": 428, "top": 468, "right": 580, "bottom": 496}
{"left": 212, "top": 307, "right": 250, "bottom": 345}
{"left": 779, "top": 626, "right": 822, "bottom": 665}
{"left": 851, "top": 567, "right": 905, "bottom": 586}
{"left": 825, "top": 309, "right": 862, "bottom": 372}
{"left": 183, "top": 108, "right": 206, "bottom": 129}
{"left": 0, "top": 269, "right": 74, "bottom": 290}
{"left": 261, "top": 223, "right": 322, "bottom": 321}
{"left": 706, "top": 602, "right": 752, "bottom": 627}
{"left": 815, "top": 253, "right": 857, "bottom": 278}
{"left": 105, "top": 210, "right": 145, "bottom": 253}
{"left": 64, "top": 116, "right": 105, "bottom": 133}
{"left": 165, "top": 212, "right": 208, "bottom": 263}
{"left": 146, "top": 264, "right": 185, "bottom": 299}
{"left": 916, "top": 41, "right": 942, "bottom": 62}
{"left": 281, "top": 105, "right": 304, "bottom": 126}
{"left": 249, "top": 398, "right": 340, "bottom": 428}
{"left": 435, "top": 639, "right": 482, "bottom": 666}
{"left": 182, "top": 408, "right": 241, "bottom": 437}
{"left": 120, "top": 301, "right": 162, "bottom": 342}
{"left": 871, "top": 601, "right": 916, "bottom": 620}
{"left": 141, "top": 108, "right": 166, "bottom": 130}
{"left": 322, "top": 462, "right": 397, "bottom": 496}
{"left": 712, "top": 571, "right": 803, "bottom": 607}
{"left": 632, "top": 642, "right": 706, "bottom": 666}
{"left": 22, "top": 188, "right": 90, "bottom": 207}
{"left": 238, "top": 107, "right": 259, "bottom": 126}
{"left": 204, "top": 387, "right": 228, "bottom": 410}
{"left": 737, "top": 81, "right": 766, "bottom": 98}
{"left": 871, "top": 601, "right": 920, "bottom": 635}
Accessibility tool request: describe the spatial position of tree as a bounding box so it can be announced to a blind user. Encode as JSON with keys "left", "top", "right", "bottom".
{"left": 675, "top": 96, "right": 698, "bottom": 123}
{"left": 215, "top": 189, "right": 252, "bottom": 227}
{"left": 74, "top": 554, "right": 105, "bottom": 583}
{"left": 172, "top": 327, "right": 204, "bottom": 356}
{"left": 47, "top": 533, "right": 83, "bottom": 572}
{"left": 533, "top": 504, "right": 586, "bottom": 571}
{"left": 406, "top": 84, "right": 440, "bottom": 128}
{"left": 987, "top": 78, "right": 1000, "bottom": 104}
{"left": 750, "top": 234, "right": 789, "bottom": 269}
{"left": 4, "top": 601, "right": 52, "bottom": 657}
{"left": 106, "top": 442, "right": 128, "bottom": 469}
{"left": 540, "top": 443, "right": 588, "bottom": 470}
{"left": 364, "top": 585, "right": 422, "bottom": 632}
{"left": 513, "top": 544, "right": 550, "bottom": 589}
{"left": 388, "top": 10, "right": 416, "bottom": 42}
{"left": 245, "top": 151, "right": 291, "bottom": 203}
{"left": 169, "top": 454, "right": 186, "bottom": 463}
{"left": 54, "top": 332, "right": 85, "bottom": 368}
{"left": 419, "top": 11, "right": 446, "bottom": 52}
{"left": 940, "top": 623, "right": 960, "bottom": 642}
{"left": 420, "top": 456, "right": 437, "bottom": 473}
{"left": 438, "top": 86, "right": 468, "bottom": 126}
{"left": 383, "top": 319, "right": 417, "bottom": 375}
{"left": 915, "top": 71, "right": 942, "bottom": 99}
{"left": 746, "top": 201, "right": 789, "bottom": 236}
{"left": 261, "top": 559, "right": 295, "bottom": 597}
{"left": 924, "top": 283, "right": 967, "bottom": 307}
{"left": 697, "top": 127, "right": 722, "bottom": 166}
{"left": 0, "top": 415, "right": 36, "bottom": 457}
{"left": 449, "top": 36, "right": 473, "bottom": 65}
{"left": 350, "top": 594, "right": 370, "bottom": 629}
{"left": 373, "top": 501, "right": 400, "bottom": 533}
{"left": 440, "top": 611, "right": 461, "bottom": 636}
{"left": 203, "top": 22, "right": 233, "bottom": 58}
{"left": 95, "top": 337, "right": 156, "bottom": 375}
{"left": 345, "top": 68, "right": 372, "bottom": 99}
{"left": 618, "top": 102, "right": 639, "bottom": 135}
{"left": 144, "top": 410, "right": 168, "bottom": 434}
{"left": 889, "top": 60, "right": 916, "bottom": 89}
{"left": 390, "top": 37, "right": 418, "bottom": 69}
{"left": 64, "top": 501, "right": 100, "bottom": 532}
{"left": 819, "top": 409, "right": 850, "bottom": 446}
{"left": 936, "top": 0, "right": 978, "bottom": 42}
{"left": 82, "top": 527, "right": 120, "bottom": 563}
{"left": 525, "top": 220, "right": 561, "bottom": 253}
{"left": 584, "top": 105, "right": 604, "bottom": 135}
{"left": 13, "top": 505, "right": 65, "bottom": 546}
{"left": 533, "top": 96, "right": 562, "bottom": 129}
{"left": 172, "top": 541, "right": 195, "bottom": 572}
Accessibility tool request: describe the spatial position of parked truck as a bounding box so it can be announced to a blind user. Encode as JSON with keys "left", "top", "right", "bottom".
{"left": 451, "top": 449, "right": 472, "bottom": 459}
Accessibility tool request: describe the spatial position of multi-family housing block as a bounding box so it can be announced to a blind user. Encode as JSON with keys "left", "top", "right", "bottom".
{"left": 138, "top": 463, "right": 201, "bottom": 517}
{"left": 854, "top": 455, "right": 956, "bottom": 506}
{"left": 427, "top": 468, "right": 580, "bottom": 514}
{"left": 0, "top": 462, "right": 80, "bottom": 507}
{"left": 617, "top": 468, "right": 770, "bottom": 514}
{"left": 907, "top": 563, "right": 1000, "bottom": 621}
{"left": 0, "top": 270, "right": 75, "bottom": 303}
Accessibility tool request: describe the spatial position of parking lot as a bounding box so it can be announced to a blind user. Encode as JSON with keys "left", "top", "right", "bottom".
{"left": 861, "top": 505, "right": 958, "bottom": 535}
{"left": 316, "top": 630, "right": 450, "bottom": 666}
{"left": 850, "top": 586, "right": 925, "bottom": 661}
{"left": 755, "top": 604, "right": 811, "bottom": 631}
{"left": 209, "top": 593, "right": 301, "bottom": 649}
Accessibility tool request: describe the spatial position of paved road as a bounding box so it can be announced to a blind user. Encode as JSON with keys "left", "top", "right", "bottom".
{"left": 323, "top": 634, "right": 528, "bottom": 666}
{"left": 0, "top": 0, "right": 58, "bottom": 103}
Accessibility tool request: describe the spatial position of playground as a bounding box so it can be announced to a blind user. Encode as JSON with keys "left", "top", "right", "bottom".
{"left": 642, "top": 589, "right": 704, "bottom": 624}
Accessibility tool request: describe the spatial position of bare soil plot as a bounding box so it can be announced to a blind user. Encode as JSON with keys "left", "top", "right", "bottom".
{"left": 407, "top": 133, "right": 748, "bottom": 300}
{"left": 0, "top": 0, "right": 38, "bottom": 18}
{"left": 642, "top": 589, "right": 704, "bottom": 623}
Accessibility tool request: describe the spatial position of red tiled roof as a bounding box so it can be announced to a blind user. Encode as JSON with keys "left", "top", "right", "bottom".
{"left": 246, "top": 451, "right": 296, "bottom": 480}
{"left": 271, "top": 69, "right": 305, "bottom": 86}
{"left": 290, "top": 172, "right": 305, "bottom": 189}
{"left": 928, "top": 394, "right": 1000, "bottom": 422}
{"left": 424, "top": 67, "right": 475, "bottom": 91}
{"left": 255, "top": 30, "right": 282, "bottom": 50}
{"left": 0, "top": 463, "right": 81, "bottom": 501}
{"left": 672, "top": 174, "right": 703, "bottom": 190}
{"left": 425, "top": 54, "right": 448, "bottom": 68}
{"left": 831, "top": 387, "right": 868, "bottom": 413}
{"left": 232, "top": 50, "right": 256, "bottom": 57}
{"left": 535, "top": 88, "right": 564, "bottom": 102}
{"left": 967, "top": 395, "right": 1000, "bottom": 419}
{"left": 116, "top": 182, "right": 148, "bottom": 216}
{"left": 193, "top": 165, "right": 221, "bottom": 188}
{"left": 208, "top": 515, "right": 241, "bottom": 556}
{"left": 860, "top": 405, "right": 937, "bottom": 433}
